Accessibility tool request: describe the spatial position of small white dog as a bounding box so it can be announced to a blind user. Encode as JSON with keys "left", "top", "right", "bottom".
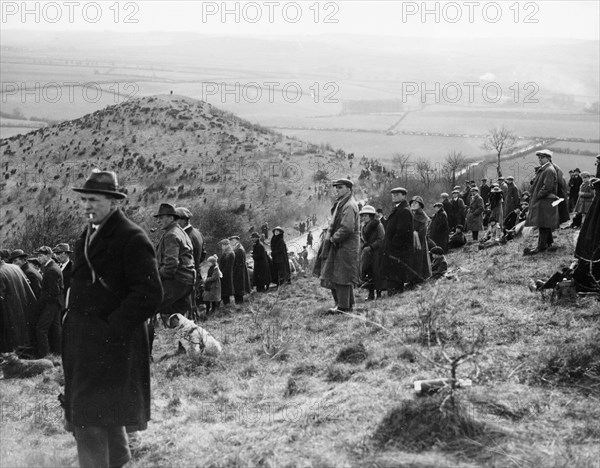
{"left": 167, "top": 313, "right": 222, "bottom": 358}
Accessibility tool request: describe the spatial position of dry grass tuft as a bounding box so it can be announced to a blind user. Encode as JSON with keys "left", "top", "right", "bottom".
{"left": 336, "top": 342, "right": 368, "bottom": 364}
{"left": 372, "top": 396, "right": 504, "bottom": 453}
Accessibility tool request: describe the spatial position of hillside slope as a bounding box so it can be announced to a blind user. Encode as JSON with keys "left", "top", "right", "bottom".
{"left": 1, "top": 95, "right": 354, "bottom": 246}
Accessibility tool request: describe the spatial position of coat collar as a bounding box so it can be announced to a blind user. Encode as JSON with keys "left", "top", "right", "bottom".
{"left": 86, "top": 209, "right": 123, "bottom": 259}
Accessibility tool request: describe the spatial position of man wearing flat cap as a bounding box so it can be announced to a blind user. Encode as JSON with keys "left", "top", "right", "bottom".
{"left": 479, "top": 178, "right": 491, "bottom": 206}
{"left": 176, "top": 207, "right": 206, "bottom": 309}
{"left": 380, "top": 187, "right": 415, "bottom": 295}
{"left": 428, "top": 202, "right": 449, "bottom": 253}
{"left": 448, "top": 189, "right": 466, "bottom": 231}
{"left": 63, "top": 169, "right": 163, "bottom": 468}
{"left": 154, "top": 203, "right": 195, "bottom": 321}
{"left": 524, "top": 150, "right": 560, "bottom": 255}
{"left": 504, "top": 176, "right": 521, "bottom": 217}
{"left": 313, "top": 179, "right": 359, "bottom": 313}
{"left": 10, "top": 249, "right": 42, "bottom": 299}
{"left": 34, "top": 245, "right": 63, "bottom": 358}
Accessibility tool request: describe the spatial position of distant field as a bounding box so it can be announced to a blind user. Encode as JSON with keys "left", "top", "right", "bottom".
{"left": 0, "top": 127, "right": 34, "bottom": 138}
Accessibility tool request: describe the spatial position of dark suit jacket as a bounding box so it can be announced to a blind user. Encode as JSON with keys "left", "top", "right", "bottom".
{"left": 62, "top": 208, "right": 163, "bottom": 429}
{"left": 60, "top": 259, "right": 73, "bottom": 298}
{"left": 21, "top": 262, "right": 42, "bottom": 299}
{"left": 381, "top": 200, "right": 414, "bottom": 282}
{"left": 39, "top": 259, "right": 64, "bottom": 310}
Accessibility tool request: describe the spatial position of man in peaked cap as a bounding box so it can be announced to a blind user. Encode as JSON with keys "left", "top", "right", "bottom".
{"left": 176, "top": 207, "right": 206, "bottom": 311}
{"left": 380, "top": 187, "right": 414, "bottom": 296}
{"left": 524, "top": 150, "right": 560, "bottom": 255}
{"left": 479, "top": 178, "right": 491, "bottom": 206}
{"left": 34, "top": 245, "right": 63, "bottom": 358}
{"left": 64, "top": 169, "right": 163, "bottom": 467}
{"left": 313, "top": 178, "right": 359, "bottom": 313}
{"left": 154, "top": 203, "right": 195, "bottom": 323}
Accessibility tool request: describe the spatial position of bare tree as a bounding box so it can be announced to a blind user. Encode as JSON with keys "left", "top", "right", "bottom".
{"left": 392, "top": 153, "right": 411, "bottom": 181}
{"left": 482, "top": 126, "right": 517, "bottom": 178}
{"left": 415, "top": 158, "right": 435, "bottom": 189}
{"left": 443, "top": 151, "right": 468, "bottom": 189}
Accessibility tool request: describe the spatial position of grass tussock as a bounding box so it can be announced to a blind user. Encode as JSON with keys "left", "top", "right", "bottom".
{"left": 372, "top": 396, "right": 504, "bottom": 453}
{"left": 336, "top": 342, "right": 368, "bottom": 364}
{"left": 540, "top": 331, "right": 600, "bottom": 391}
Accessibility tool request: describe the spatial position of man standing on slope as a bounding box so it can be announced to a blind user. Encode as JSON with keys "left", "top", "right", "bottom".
{"left": 63, "top": 170, "right": 163, "bottom": 467}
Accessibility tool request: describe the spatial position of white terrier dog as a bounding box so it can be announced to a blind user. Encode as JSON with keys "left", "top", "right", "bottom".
{"left": 167, "top": 314, "right": 222, "bottom": 358}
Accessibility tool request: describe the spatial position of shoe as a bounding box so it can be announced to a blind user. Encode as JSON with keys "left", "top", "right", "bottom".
{"left": 326, "top": 307, "right": 343, "bottom": 315}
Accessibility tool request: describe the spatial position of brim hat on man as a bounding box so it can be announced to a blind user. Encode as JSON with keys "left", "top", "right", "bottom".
{"left": 332, "top": 178, "right": 353, "bottom": 189}
{"left": 153, "top": 203, "right": 179, "bottom": 218}
{"left": 175, "top": 207, "right": 192, "bottom": 219}
{"left": 433, "top": 202, "right": 443, "bottom": 208}
{"left": 73, "top": 169, "right": 127, "bottom": 199}
{"left": 359, "top": 205, "right": 377, "bottom": 215}
{"left": 53, "top": 243, "right": 72, "bottom": 254}
{"left": 470, "top": 187, "right": 480, "bottom": 192}
{"left": 8, "top": 249, "right": 28, "bottom": 262}
{"left": 506, "top": 176, "right": 514, "bottom": 181}
{"left": 35, "top": 246, "right": 53, "bottom": 256}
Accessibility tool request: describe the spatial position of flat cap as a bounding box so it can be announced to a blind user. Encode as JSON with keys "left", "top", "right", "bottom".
{"left": 332, "top": 178, "right": 353, "bottom": 189}
{"left": 53, "top": 243, "right": 72, "bottom": 253}
{"left": 433, "top": 202, "right": 443, "bottom": 208}
{"left": 175, "top": 207, "right": 192, "bottom": 219}
{"left": 390, "top": 187, "right": 407, "bottom": 195}
{"left": 34, "top": 246, "right": 53, "bottom": 255}
{"left": 8, "top": 249, "right": 28, "bottom": 262}
{"left": 536, "top": 149, "right": 553, "bottom": 158}
{"left": 506, "top": 176, "right": 514, "bottom": 181}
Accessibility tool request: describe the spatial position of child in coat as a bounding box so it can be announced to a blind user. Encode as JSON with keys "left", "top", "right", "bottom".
{"left": 203, "top": 255, "right": 222, "bottom": 315}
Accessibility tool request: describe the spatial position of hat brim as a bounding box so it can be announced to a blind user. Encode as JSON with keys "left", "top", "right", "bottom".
{"left": 73, "top": 188, "right": 127, "bottom": 199}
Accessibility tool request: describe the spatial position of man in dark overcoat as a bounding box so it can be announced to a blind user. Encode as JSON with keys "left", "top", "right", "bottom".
{"left": 10, "top": 249, "right": 42, "bottom": 299}
{"left": 63, "top": 170, "right": 163, "bottom": 468}
{"left": 176, "top": 207, "right": 206, "bottom": 314}
{"left": 35, "top": 246, "right": 64, "bottom": 357}
{"left": 479, "top": 179, "right": 491, "bottom": 206}
{"left": 504, "top": 176, "right": 521, "bottom": 216}
{"left": 314, "top": 179, "right": 360, "bottom": 312}
{"left": 380, "top": 187, "right": 414, "bottom": 295}
{"left": 229, "top": 236, "right": 251, "bottom": 303}
{"left": 524, "top": 150, "right": 560, "bottom": 255}
{"left": 54, "top": 243, "right": 73, "bottom": 304}
{"left": 448, "top": 190, "right": 466, "bottom": 230}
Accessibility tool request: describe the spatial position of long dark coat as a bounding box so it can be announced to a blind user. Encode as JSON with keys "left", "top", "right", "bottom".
{"left": 428, "top": 209, "right": 449, "bottom": 253}
{"left": 316, "top": 193, "right": 360, "bottom": 287}
{"left": 575, "top": 181, "right": 600, "bottom": 263}
{"left": 504, "top": 183, "right": 521, "bottom": 215}
{"left": 480, "top": 183, "right": 491, "bottom": 205}
{"left": 184, "top": 224, "right": 206, "bottom": 282}
{"left": 270, "top": 233, "right": 291, "bottom": 284}
{"left": 448, "top": 197, "right": 466, "bottom": 229}
{"left": 488, "top": 191, "right": 504, "bottom": 225}
{"left": 381, "top": 200, "right": 414, "bottom": 283}
{"left": 232, "top": 246, "right": 251, "bottom": 295}
{"left": 552, "top": 163, "right": 570, "bottom": 224}
{"left": 38, "top": 259, "right": 64, "bottom": 311}
{"left": 526, "top": 163, "right": 560, "bottom": 229}
{"left": 251, "top": 240, "right": 271, "bottom": 289}
{"left": 0, "top": 262, "right": 37, "bottom": 352}
{"left": 61, "top": 260, "right": 73, "bottom": 301}
{"left": 360, "top": 218, "right": 385, "bottom": 290}
{"left": 21, "top": 261, "right": 42, "bottom": 299}
{"left": 219, "top": 250, "right": 235, "bottom": 297}
{"left": 62, "top": 209, "right": 163, "bottom": 430}
{"left": 410, "top": 210, "right": 432, "bottom": 283}
{"left": 465, "top": 194, "right": 485, "bottom": 232}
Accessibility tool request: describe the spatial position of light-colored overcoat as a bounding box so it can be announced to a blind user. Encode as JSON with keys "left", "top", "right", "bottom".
{"left": 526, "top": 162, "right": 560, "bottom": 229}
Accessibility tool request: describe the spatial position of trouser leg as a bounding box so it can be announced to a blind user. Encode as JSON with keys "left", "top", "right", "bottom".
{"left": 73, "top": 425, "right": 131, "bottom": 468}
{"left": 335, "top": 284, "right": 353, "bottom": 310}
{"left": 36, "top": 304, "right": 60, "bottom": 357}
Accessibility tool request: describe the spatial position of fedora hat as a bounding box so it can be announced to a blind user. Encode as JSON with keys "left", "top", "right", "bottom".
{"left": 73, "top": 169, "right": 127, "bottom": 199}
{"left": 8, "top": 249, "right": 28, "bottom": 262}
{"left": 359, "top": 205, "right": 376, "bottom": 215}
{"left": 34, "top": 246, "right": 53, "bottom": 256}
{"left": 153, "top": 203, "right": 179, "bottom": 218}
{"left": 53, "top": 243, "right": 72, "bottom": 254}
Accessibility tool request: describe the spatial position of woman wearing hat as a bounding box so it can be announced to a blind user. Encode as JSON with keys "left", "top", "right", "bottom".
{"left": 488, "top": 186, "right": 504, "bottom": 228}
{"left": 409, "top": 196, "right": 431, "bottom": 283}
{"left": 251, "top": 232, "right": 271, "bottom": 292}
{"left": 359, "top": 205, "right": 385, "bottom": 300}
{"left": 428, "top": 202, "right": 449, "bottom": 253}
{"left": 572, "top": 171, "right": 594, "bottom": 228}
{"left": 270, "top": 227, "right": 291, "bottom": 285}
{"left": 465, "top": 186, "right": 485, "bottom": 241}
{"left": 202, "top": 255, "right": 222, "bottom": 315}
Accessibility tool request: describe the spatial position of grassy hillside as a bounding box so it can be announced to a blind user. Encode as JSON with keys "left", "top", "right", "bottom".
{"left": 2, "top": 228, "right": 598, "bottom": 467}
{"left": 0, "top": 95, "right": 354, "bottom": 248}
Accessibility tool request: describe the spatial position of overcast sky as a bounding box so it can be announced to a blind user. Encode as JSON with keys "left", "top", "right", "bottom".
{"left": 1, "top": 1, "right": 598, "bottom": 40}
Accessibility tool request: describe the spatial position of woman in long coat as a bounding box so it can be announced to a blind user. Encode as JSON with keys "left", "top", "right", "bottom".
{"left": 202, "top": 255, "right": 222, "bottom": 314}
{"left": 574, "top": 172, "right": 594, "bottom": 219}
{"left": 251, "top": 232, "right": 271, "bottom": 291}
{"left": 270, "top": 227, "right": 291, "bottom": 285}
{"left": 428, "top": 202, "right": 449, "bottom": 253}
{"left": 488, "top": 186, "right": 504, "bottom": 227}
{"left": 409, "top": 196, "right": 431, "bottom": 283}
{"left": 359, "top": 205, "right": 385, "bottom": 300}
{"left": 218, "top": 239, "right": 235, "bottom": 304}
{"left": 465, "top": 187, "right": 485, "bottom": 240}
